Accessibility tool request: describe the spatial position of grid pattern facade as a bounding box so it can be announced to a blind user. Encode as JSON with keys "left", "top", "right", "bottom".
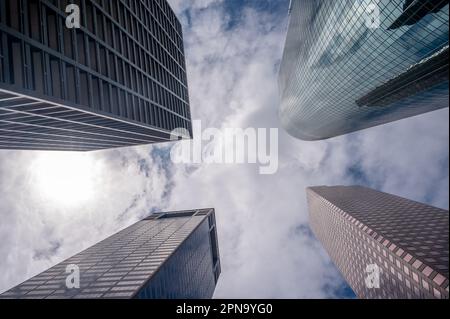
{"left": 279, "top": 0, "right": 449, "bottom": 141}
{"left": 0, "top": 209, "right": 221, "bottom": 299}
{"left": 0, "top": 0, "right": 192, "bottom": 151}
{"left": 307, "top": 186, "right": 449, "bottom": 299}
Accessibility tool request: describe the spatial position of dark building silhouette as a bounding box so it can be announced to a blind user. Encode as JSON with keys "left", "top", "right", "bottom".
{"left": 279, "top": 0, "right": 449, "bottom": 141}
{"left": 0, "top": 0, "right": 191, "bottom": 151}
{"left": 0, "top": 209, "right": 221, "bottom": 299}
{"left": 307, "top": 186, "right": 449, "bottom": 299}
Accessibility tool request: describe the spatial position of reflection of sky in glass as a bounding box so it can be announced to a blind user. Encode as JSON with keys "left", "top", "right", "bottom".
{"left": 279, "top": 0, "right": 449, "bottom": 141}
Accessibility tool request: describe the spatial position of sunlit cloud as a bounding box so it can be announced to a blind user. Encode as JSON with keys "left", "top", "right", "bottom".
{"left": 0, "top": 0, "right": 447, "bottom": 300}
{"left": 30, "top": 153, "right": 101, "bottom": 208}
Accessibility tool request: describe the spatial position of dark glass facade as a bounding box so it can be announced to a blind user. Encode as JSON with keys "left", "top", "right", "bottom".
{"left": 307, "top": 186, "right": 449, "bottom": 299}
{"left": 279, "top": 0, "right": 449, "bottom": 141}
{"left": 0, "top": 209, "right": 221, "bottom": 299}
{"left": 0, "top": 0, "right": 191, "bottom": 151}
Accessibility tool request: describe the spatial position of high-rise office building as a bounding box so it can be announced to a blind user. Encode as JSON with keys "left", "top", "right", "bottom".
{"left": 0, "top": 209, "right": 221, "bottom": 299}
{"left": 0, "top": 0, "right": 191, "bottom": 151}
{"left": 307, "top": 186, "right": 449, "bottom": 299}
{"left": 279, "top": 0, "right": 449, "bottom": 141}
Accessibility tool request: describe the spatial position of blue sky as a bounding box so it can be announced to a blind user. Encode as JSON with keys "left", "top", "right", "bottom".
{"left": 0, "top": 0, "right": 448, "bottom": 299}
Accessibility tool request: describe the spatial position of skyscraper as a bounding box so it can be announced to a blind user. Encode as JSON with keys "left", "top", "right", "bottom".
{"left": 279, "top": 0, "right": 449, "bottom": 141}
{"left": 0, "top": 209, "right": 221, "bottom": 299}
{"left": 307, "top": 186, "right": 449, "bottom": 299}
{"left": 0, "top": 0, "right": 191, "bottom": 151}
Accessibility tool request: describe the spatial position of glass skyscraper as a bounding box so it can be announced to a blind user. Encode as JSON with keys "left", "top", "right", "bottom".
{"left": 0, "top": 0, "right": 191, "bottom": 151}
{"left": 307, "top": 186, "right": 449, "bottom": 299}
{"left": 0, "top": 209, "right": 221, "bottom": 299}
{"left": 279, "top": 0, "right": 449, "bottom": 141}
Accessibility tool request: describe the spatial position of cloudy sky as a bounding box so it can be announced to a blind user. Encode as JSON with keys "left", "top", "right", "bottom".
{"left": 0, "top": 0, "right": 448, "bottom": 298}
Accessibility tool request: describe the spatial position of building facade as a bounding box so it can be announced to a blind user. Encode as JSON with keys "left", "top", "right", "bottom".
{"left": 279, "top": 0, "right": 449, "bottom": 141}
{"left": 0, "top": 209, "right": 221, "bottom": 299}
{"left": 307, "top": 186, "right": 449, "bottom": 299}
{"left": 0, "top": 0, "right": 191, "bottom": 151}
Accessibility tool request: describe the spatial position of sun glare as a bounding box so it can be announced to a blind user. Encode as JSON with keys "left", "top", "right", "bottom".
{"left": 31, "top": 153, "right": 98, "bottom": 207}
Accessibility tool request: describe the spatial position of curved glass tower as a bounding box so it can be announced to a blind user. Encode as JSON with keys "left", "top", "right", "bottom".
{"left": 279, "top": 0, "right": 449, "bottom": 141}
